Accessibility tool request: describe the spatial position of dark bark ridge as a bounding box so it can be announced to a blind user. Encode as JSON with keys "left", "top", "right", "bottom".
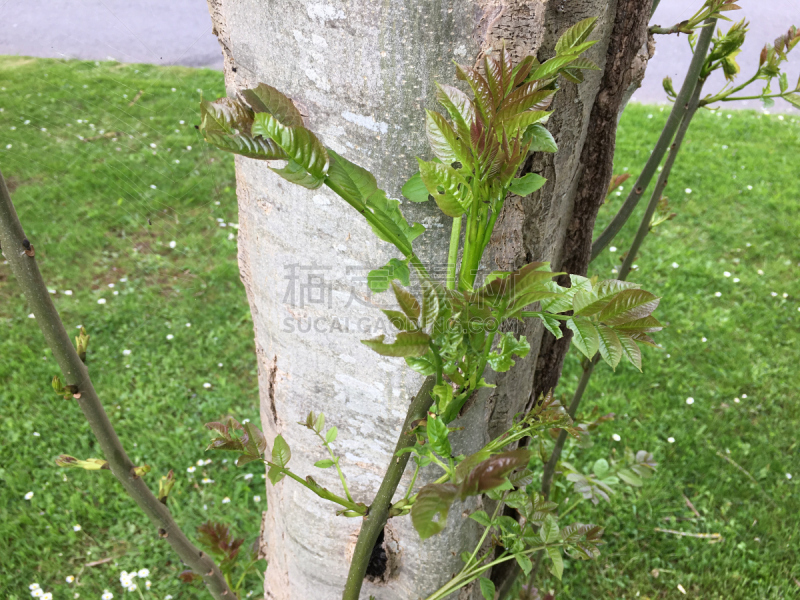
{"left": 529, "top": 0, "right": 654, "bottom": 406}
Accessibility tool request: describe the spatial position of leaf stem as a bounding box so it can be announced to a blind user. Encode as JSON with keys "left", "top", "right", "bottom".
{"left": 590, "top": 16, "right": 717, "bottom": 261}
{"left": 0, "top": 169, "right": 235, "bottom": 600}
{"left": 315, "top": 430, "right": 355, "bottom": 503}
{"left": 447, "top": 215, "right": 462, "bottom": 290}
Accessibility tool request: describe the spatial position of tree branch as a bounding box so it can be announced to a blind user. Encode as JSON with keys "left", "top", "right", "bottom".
{"left": 341, "top": 375, "right": 437, "bottom": 600}
{"left": 590, "top": 16, "right": 717, "bottom": 261}
{"left": 0, "top": 169, "right": 235, "bottom": 600}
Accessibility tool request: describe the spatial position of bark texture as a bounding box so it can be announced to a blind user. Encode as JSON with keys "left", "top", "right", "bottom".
{"left": 204, "top": 1, "right": 623, "bottom": 598}
{"left": 527, "top": 0, "right": 654, "bottom": 406}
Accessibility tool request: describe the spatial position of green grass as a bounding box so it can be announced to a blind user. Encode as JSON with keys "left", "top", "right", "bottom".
{"left": 0, "top": 57, "right": 262, "bottom": 599}
{"left": 1, "top": 57, "right": 798, "bottom": 600}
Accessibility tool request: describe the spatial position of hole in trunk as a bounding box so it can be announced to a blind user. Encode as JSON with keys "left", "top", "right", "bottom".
{"left": 365, "top": 529, "right": 388, "bottom": 579}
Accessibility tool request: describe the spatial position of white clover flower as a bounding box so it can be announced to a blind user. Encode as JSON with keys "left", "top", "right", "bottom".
{"left": 609, "top": 246, "right": 617, "bottom": 252}
{"left": 714, "top": 292, "right": 721, "bottom": 297}
{"left": 108, "top": 283, "right": 115, "bottom": 288}
{"left": 667, "top": 437, "right": 675, "bottom": 443}
{"left": 253, "top": 495, "right": 262, "bottom": 502}
{"left": 64, "top": 290, "right": 73, "bottom": 295}
{"left": 66, "top": 575, "right": 75, "bottom": 583}
{"left": 203, "top": 383, "right": 212, "bottom": 389}
{"left": 218, "top": 363, "right": 223, "bottom": 367}
{"left": 149, "top": 143, "right": 156, "bottom": 149}
{"left": 734, "top": 397, "right": 740, "bottom": 403}
{"left": 186, "top": 145, "right": 192, "bottom": 150}
{"left": 222, "top": 497, "right": 231, "bottom": 504}
{"left": 733, "top": 278, "right": 740, "bottom": 283}
{"left": 685, "top": 188, "right": 692, "bottom": 194}
{"left": 771, "top": 292, "right": 778, "bottom": 297}
{"left": 28, "top": 313, "right": 35, "bottom": 319}
{"left": 166, "top": 334, "right": 174, "bottom": 340}
{"left": 150, "top": 185, "right": 157, "bottom": 190}
{"left": 24, "top": 491, "right": 33, "bottom": 500}
{"left": 686, "top": 397, "right": 694, "bottom": 405}
{"left": 33, "top": 431, "right": 40, "bottom": 437}
{"left": 723, "top": 271, "right": 731, "bottom": 277}
{"left": 671, "top": 262, "right": 679, "bottom": 268}
{"left": 244, "top": 473, "right": 254, "bottom": 480}
{"left": 187, "top": 466, "right": 196, "bottom": 473}
{"left": 612, "top": 434, "right": 621, "bottom": 442}
{"left": 97, "top": 298, "right": 106, "bottom": 305}
{"left": 197, "top": 459, "right": 205, "bottom": 466}
{"left": 165, "top": 596, "right": 173, "bottom": 600}
{"left": 701, "top": 337, "right": 707, "bottom": 342}
{"left": 787, "top": 473, "right": 793, "bottom": 480}
{"left": 757, "top": 269, "right": 764, "bottom": 275}
{"left": 122, "top": 349, "right": 131, "bottom": 356}
{"left": 742, "top": 394, "right": 748, "bottom": 399}
{"left": 747, "top": 185, "right": 753, "bottom": 190}
{"left": 204, "top": 458, "right": 212, "bottom": 465}
{"left": 169, "top": 241, "right": 177, "bottom": 249}
{"left": 186, "top": 322, "right": 191, "bottom": 327}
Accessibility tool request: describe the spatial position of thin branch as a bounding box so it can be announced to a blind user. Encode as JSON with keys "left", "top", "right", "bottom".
{"left": 590, "top": 17, "right": 717, "bottom": 261}
{"left": 341, "top": 376, "right": 437, "bottom": 600}
{"left": 0, "top": 169, "right": 234, "bottom": 599}
{"left": 619, "top": 79, "right": 704, "bottom": 280}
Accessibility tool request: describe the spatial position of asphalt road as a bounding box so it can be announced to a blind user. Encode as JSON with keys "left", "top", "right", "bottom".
{"left": 0, "top": 0, "right": 798, "bottom": 111}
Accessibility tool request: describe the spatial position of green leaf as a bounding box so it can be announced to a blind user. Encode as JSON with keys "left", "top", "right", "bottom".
{"left": 508, "top": 172, "right": 547, "bottom": 196}
{"left": 554, "top": 17, "right": 597, "bottom": 55}
{"left": 597, "top": 324, "right": 622, "bottom": 370}
{"left": 436, "top": 83, "right": 474, "bottom": 141}
{"left": 420, "top": 277, "right": 442, "bottom": 330}
{"left": 524, "top": 123, "right": 558, "bottom": 153}
{"left": 241, "top": 83, "right": 305, "bottom": 128}
{"left": 326, "top": 150, "right": 424, "bottom": 255}
{"left": 325, "top": 427, "right": 338, "bottom": 444}
{"left": 417, "top": 158, "right": 468, "bottom": 218}
{"left": 405, "top": 353, "right": 437, "bottom": 376}
{"left": 488, "top": 332, "right": 531, "bottom": 372}
{"left": 566, "top": 317, "right": 599, "bottom": 359}
{"left": 617, "top": 331, "right": 642, "bottom": 371}
{"left": 547, "top": 545, "right": 564, "bottom": 580}
{"left": 267, "top": 465, "right": 285, "bottom": 484}
{"left": 617, "top": 468, "right": 643, "bottom": 487}
{"left": 361, "top": 331, "right": 431, "bottom": 357}
{"left": 315, "top": 413, "right": 325, "bottom": 433}
{"left": 368, "top": 258, "right": 410, "bottom": 293}
{"left": 252, "top": 113, "right": 329, "bottom": 182}
{"left": 470, "top": 510, "right": 492, "bottom": 527}
{"left": 270, "top": 159, "right": 325, "bottom": 189}
{"left": 411, "top": 483, "right": 457, "bottom": 539}
{"left": 401, "top": 172, "right": 430, "bottom": 203}
{"left": 478, "top": 577, "right": 496, "bottom": 600}
{"left": 271, "top": 435, "right": 291, "bottom": 467}
{"left": 199, "top": 98, "right": 287, "bottom": 160}
{"left": 427, "top": 414, "right": 452, "bottom": 457}
{"left": 425, "top": 109, "right": 471, "bottom": 167}
{"left": 784, "top": 93, "right": 800, "bottom": 110}
{"left": 392, "top": 282, "right": 421, "bottom": 321}
{"left": 539, "top": 313, "right": 563, "bottom": 339}
{"left": 515, "top": 553, "right": 533, "bottom": 576}
{"left": 598, "top": 289, "right": 660, "bottom": 325}
{"left": 531, "top": 54, "right": 581, "bottom": 80}
{"left": 592, "top": 458, "right": 610, "bottom": 478}
{"left": 502, "top": 110, "right": 552, "bottom": 137}
{"left": 540, "top": 274, "right": 592, "bottom": 313}
{"left": 539, "top": 514, "right": 559, "bottom": 544}
{"left": 314, "top": 459, "right": 335, "bottom": 469}
{"left": 432, "top": 383, "right": 454, "bottom": 415}
{"left": 382, "top": 309, "right": 418, "bottom": 332}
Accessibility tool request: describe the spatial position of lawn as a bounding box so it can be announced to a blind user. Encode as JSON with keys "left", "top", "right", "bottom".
{"left": 0, "top": 57, "right": 798, "bottom": 600}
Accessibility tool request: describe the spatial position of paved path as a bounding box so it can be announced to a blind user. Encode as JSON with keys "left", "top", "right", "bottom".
{"left": 1, "top": 0, "right": 798, "bottom": 111}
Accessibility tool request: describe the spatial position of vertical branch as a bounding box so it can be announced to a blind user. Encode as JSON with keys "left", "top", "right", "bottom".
{"left": 0, "top": 169, "right": 235, "bottom": 600}
{"left": 590, "top": 17, "right": 717, "bottom": 260}
{"left": 618, "top": 80, "right": 705, "bottom": 280}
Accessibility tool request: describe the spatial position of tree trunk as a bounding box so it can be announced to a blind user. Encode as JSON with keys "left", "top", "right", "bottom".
{"left": 204, "top": 1, "right": 640, "bottom": 598}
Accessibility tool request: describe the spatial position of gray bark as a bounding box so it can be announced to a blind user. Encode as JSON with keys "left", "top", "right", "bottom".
{"left": 204, "top": 1, "right": 619, "bottom": 598}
